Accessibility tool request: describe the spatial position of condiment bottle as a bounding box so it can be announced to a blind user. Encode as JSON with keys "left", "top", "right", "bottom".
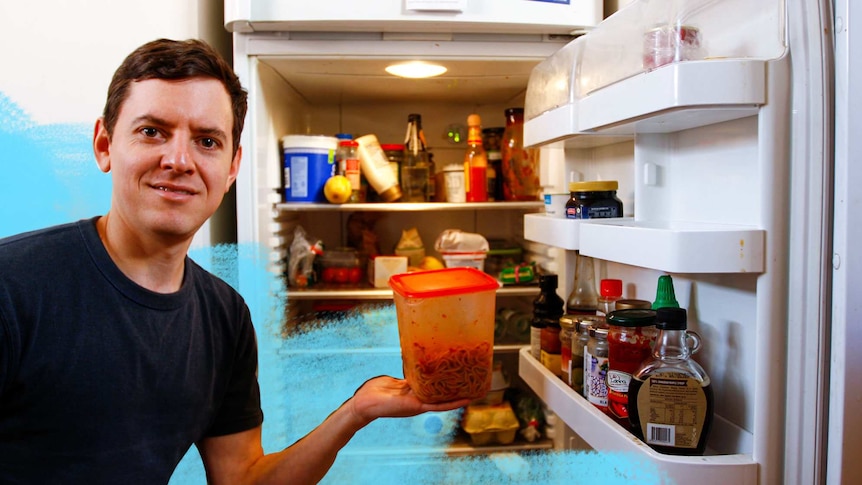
{"left": 565, "top": 180, "right": 623, "bottom": 219}
{"left": 540, "top": 318, "right": 562, "bottom": 377}
{"left": 596, "top": 278, "right": 623, "bottom": 319}
{"left": 566, "top": 252, "right": 598, "bottom": 315}
{"left": 337, "top": 139, "right": 362, "bottom": 203}
{"left": 530, "top": 274, "right": 564, "bottom": 361}
{"left": 628, "top": 307, "right": 713, "bottom": 455}
{"left": 558, "top": 316, "right": 576, "bottom": 385}
{"left": 463, "top": 114, "right": 488, "bottom": 202}
{"left": 585, "top": 326, "right": 610, "bottom": 413}
{"left": 355, "top": 134, "right": 402, "bottom": 202}
{"left": 500, "top": 107, "right": 540, "bottom": 201}
{"left": 572, "top": 315, "right": 602, "bottom": 395}
{"left": 606, "top": 309, "right": 657, "bottom": 429}
{"left": 401, "top": 114, "right": 431, "bottom": 202}
{"left": 653, "top": 274, "right": 681, "bottom": 309}
{"left": 482, "top": 126, "right": 504, "bottom": 201}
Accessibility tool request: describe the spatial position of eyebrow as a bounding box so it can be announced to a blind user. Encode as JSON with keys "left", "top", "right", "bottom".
{"left": 131, "top": 114, "right": 229, "bottom": 142}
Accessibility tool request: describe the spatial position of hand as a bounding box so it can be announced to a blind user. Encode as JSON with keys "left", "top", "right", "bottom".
{"left": 348, "top": 376, "right": 471, "bottom": 426}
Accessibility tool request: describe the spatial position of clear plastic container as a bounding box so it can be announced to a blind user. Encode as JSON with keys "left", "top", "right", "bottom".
{"left": 389, "top": 267, "right": 500, "bottom": 403}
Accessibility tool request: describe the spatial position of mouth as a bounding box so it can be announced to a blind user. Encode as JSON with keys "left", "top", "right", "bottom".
{"left": 153, "top": 184, "right": 196, "bottom": 196}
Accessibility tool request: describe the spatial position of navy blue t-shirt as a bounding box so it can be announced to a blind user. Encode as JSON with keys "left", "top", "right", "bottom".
{"left": 0, "top": 218, "right": 263, "bottom": 483}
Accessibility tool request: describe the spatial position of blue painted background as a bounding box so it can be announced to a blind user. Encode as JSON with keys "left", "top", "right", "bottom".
{"left": 0, "top": 92, "right": 661, "bottom": 484}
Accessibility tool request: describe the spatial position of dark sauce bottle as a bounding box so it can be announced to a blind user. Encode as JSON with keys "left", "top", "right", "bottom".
{"left": 627, "top": 307, "right": 714, "bottom": 455}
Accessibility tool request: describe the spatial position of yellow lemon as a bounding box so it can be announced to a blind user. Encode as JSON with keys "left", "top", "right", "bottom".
{"left": 324, "top": 175, "right": 352, "bottom": 204}
{"left": 419, "top": 256, "right": 445, "bottom": 270}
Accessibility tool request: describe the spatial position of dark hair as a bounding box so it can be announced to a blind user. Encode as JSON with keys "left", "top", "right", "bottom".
{"left": 102, "top": 38, "right": 247, "bottom": 156}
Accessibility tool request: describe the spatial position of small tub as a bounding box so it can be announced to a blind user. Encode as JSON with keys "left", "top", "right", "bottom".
{"left": 440, "top": 251, "right": 487, "bottom": 272}
{"left": 282, "top": 135, "right": 338, "bottom": 202}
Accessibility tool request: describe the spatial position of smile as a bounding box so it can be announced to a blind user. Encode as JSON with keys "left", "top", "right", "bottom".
{"left": 155, "top": 185, "right": 194, "bottom": 196}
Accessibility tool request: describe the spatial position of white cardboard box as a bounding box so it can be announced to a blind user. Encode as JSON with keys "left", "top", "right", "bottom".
{"left": 368, "top": 256, "right": 408, "bottom": 288}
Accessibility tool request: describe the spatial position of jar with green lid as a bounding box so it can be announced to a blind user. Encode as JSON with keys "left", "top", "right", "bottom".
{"left": 565, "top": 180, "right": 623, "bottom": 219}
{"left": 559, "top": 316, "right": 576, "bottom": 386}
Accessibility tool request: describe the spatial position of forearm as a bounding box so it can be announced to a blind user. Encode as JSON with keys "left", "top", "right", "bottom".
{"left": 249, "top": 398, "right": 369, "bottom": 485}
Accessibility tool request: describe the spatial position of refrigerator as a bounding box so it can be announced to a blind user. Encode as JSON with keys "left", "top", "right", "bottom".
{"left": 223, "top": 1, "right": 859, "bottom": 483}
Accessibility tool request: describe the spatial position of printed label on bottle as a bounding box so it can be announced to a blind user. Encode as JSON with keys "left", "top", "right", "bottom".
{"left": 530, "top": 327, "right": 542, "bottom": 360}
{"left": 606, "top": 369, "right": 631, "bottom": 393}
{"left": 540, "top": 350, "right": 562, "bottom": 377}
{"left": 586, "top": 353, "right": 609, "bottom": 407}
{"left": 637, "top": 373, "right": 708, "bottom": 449}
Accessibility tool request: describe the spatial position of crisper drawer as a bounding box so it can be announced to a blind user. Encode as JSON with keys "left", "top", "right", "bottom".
{"left": 225, "top": 0, "right": 603, "bottom": 34}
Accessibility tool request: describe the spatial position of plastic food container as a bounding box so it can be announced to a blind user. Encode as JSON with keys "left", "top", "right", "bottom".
{"left": 281, "top": 135, "right": 338, "bottom": 202}
{"left": 318, "top": 248, "right": 365, "bottom": 285}
{"left": 389, "top": 267, "right": 500, "bottom": 403}
{"left": 461, "top": 402, "right": 520, "bottom": 445}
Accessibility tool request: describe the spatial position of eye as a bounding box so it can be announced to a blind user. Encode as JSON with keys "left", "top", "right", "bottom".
{"left": 141, "top": 127, "right": 159, "bottom": 137}
{"left": 200, "top": 137, "right": 218, "bottom": 149}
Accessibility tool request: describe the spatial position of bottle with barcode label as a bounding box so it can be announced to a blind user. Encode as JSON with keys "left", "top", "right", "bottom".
{"left": 627, "top": 307, "right": 714, "bottom": 455}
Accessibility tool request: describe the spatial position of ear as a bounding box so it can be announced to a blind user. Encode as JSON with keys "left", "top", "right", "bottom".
{"left": 225, "top": 145, "right": 242, "bottom": 193}
{"left": 93, "top": 118, "right": 112, "bottom": 173}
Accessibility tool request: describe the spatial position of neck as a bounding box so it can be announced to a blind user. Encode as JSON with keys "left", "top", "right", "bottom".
{"left": 96, "top": 213, "right": 189, "bottom": 293}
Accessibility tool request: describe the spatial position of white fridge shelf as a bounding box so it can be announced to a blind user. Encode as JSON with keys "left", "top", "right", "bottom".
{"left": 518, "top": 347, "right": 758, "bottom": 484}
{"left": 523, "top": 214, "right": 765, "bottom": 273}
{"left": 525, "top": 59, "right": 766, "bottom": 148}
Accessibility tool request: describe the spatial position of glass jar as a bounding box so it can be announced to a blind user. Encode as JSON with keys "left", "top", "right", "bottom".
{"left": 585, "top": 326, "right": 610, "bottom": 413}
{"left": 565, "top": 180, "right": 623, "bottom": 219}
{"left": 606, "top": 309, "right": 658, "bottom": 429}
{"left": 572, "top": 315, "right": 603, "bottom": 395}
{"left": 559, "top": 315, "right": 576, "bottom": 386}
{"left": 500, "top": 107, "right": 540, "bottom": 201}
{"left": 540, "top": 320, "right": 562, "bottom": 377}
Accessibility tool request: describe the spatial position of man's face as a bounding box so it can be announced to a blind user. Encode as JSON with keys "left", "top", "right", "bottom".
{"left": 94, "top": 77, "right": 241, "bottom": 243}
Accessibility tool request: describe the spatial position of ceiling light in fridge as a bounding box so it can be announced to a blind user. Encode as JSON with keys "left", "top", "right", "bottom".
{"left": 385, "top": 61, "right": 447, "bottom": 78}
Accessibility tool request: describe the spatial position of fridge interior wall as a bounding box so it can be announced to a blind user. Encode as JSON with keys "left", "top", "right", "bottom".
{"left": 245, "top": 45, "right": 562, "bottom": 267}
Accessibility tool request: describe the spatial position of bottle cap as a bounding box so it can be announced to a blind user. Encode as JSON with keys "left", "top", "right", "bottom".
{"left": 540, "top": 274, "right": 558, "bottom": 289}
{"left": 614, "top": 299, "right": 652, "bottom": 310}
{"left": 568, "top": 180, "right": 618, "bottom": 192}
{"left": 652, "top": 274, "right": 680, "bottom": 309}
{"left": 600, "top": 279, "right": 623, "bottom": 297}
{"left": 607, "top": 309, "right": 657, "bottom": 327}
{"left": 377, "top": 184, "right": 403, "bottom": 202}
{"left": 655, "top": 307, "right": 687, "bottom": 330}
{"left": 467, "top": 113, "right": 482, "bottom": 126}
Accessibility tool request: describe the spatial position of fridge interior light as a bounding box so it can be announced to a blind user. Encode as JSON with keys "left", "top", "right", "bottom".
{"left": 385, "top": 61, "right": 448, "bottom": 78}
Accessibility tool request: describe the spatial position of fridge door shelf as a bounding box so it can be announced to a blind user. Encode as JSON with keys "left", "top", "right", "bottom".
{"left": 523, "top": 214, "right": 765, "bottom": 273}
{"left": 525, "top": 59, "right": 767, "bottom": 148}
{"left": 274, "top": 201, "right": 544, "bottom": 213}
{"left": 518, "top": 347, "right": 758, "bottom": 483}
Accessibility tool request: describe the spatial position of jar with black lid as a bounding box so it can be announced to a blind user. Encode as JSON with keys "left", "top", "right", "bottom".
{"left": 565, "top": 180, "right": 624, "bottom": 219}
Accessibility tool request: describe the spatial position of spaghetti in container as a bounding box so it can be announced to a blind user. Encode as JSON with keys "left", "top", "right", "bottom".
{"left": 389, "top": 267, "right": 500, "bottom": 404}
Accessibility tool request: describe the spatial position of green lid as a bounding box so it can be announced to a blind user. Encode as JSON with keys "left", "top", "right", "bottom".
{"left": 652, "top": 274, "right": 680, "bottom": 309}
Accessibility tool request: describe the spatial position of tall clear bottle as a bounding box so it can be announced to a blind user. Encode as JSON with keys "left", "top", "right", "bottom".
{"left": 500, "top": 107, "right": 540, "bottom": 201}
{"left": 566, "top": 252, "right": 599, "bottom": 315}
{"left": 464, "top": 114, "right": 488, "bottom": 202}
{"left": 628, "top": 307, "right": 714, "bottom": 455}
{"left": 402, "top": 113, "right": 431, "bottom": 202}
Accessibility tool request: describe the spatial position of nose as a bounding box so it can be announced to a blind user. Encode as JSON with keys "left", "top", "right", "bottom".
{"left": 161, "top": 138, "right": 194, "bottom": 173}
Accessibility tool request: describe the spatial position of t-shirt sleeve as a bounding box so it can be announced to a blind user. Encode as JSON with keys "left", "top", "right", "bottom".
{"left": 205, "top": 304, "right": 264, "bottom": 437}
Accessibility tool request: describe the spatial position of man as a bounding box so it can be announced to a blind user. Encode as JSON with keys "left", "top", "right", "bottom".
{"left": 0, "top": 38, "right": 467, "bottom": 484}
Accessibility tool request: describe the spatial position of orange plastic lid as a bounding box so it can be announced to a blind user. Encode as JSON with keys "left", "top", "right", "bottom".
{"left": 389, "top": 267, "right": 500, "bottom": 299}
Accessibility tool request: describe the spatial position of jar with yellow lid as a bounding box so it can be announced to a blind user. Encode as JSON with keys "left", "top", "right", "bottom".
{"left": 565, "top": 180, "right": 623, "bottom": 219}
